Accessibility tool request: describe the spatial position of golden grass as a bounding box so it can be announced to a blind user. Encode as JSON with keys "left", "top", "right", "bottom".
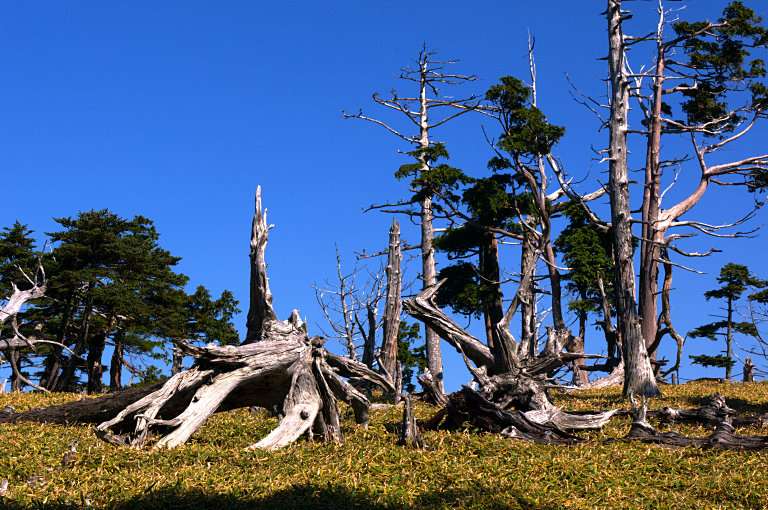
{"left": 1, "top": 381, "right": 767, "bottom": 509}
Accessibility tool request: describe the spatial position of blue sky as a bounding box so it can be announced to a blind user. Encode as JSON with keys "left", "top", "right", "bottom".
{"left": 2, "top": 1, "right": 767, "bottom": 390}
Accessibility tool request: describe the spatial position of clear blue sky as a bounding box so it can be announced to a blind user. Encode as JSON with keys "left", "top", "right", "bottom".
{"left": 2, "top": 1, "right": 767, "bottom": 390}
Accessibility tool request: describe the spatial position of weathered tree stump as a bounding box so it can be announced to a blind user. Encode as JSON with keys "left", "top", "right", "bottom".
{"left": 403, "top": 270, "right": 617, "bottom": 438}
{"left": 1, "top": 188, "right": 393, "bottom": 450}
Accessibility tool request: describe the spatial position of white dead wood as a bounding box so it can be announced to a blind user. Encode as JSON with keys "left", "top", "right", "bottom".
{"left": 89, "top": 187, "right": 394, "bottom": 451}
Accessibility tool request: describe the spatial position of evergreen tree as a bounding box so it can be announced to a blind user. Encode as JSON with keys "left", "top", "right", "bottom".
{"left": 36, "top": 210, "right": 189, "bottom": 392}
{"left": 553, "top": 203, "right": 616, "bottom": 352}
{"left": 689, "top": 263, "right": 766, "bottom": 381}
{"left": 395, "top": 321, "right": 426, "bottom": 393}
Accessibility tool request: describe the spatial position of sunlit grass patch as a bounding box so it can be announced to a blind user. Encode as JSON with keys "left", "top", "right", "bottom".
{"left": 0, "top": 382, "right": 766, "bottom": 509}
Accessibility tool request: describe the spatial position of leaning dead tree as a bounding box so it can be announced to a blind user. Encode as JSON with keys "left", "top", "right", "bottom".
{"left": 404, "top": 260, "right": 615, "bottom": 434}
{"left": 1, "top": 188, "right": 393, "bottom": 451}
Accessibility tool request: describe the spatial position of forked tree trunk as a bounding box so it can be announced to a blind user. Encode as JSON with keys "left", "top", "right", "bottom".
{"left": 606, "top": 0, "right": 659, "bottom": 397}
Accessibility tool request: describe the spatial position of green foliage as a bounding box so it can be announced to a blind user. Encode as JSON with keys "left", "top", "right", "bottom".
{"left": 553, "top": 201, "right": 615, "bottom": 320}
{"left": 434, "top": 261, "right": 498, "bottom": 318}
{"left": 703, "top": 262, "right": 766, "bottom": 302}
{"left": 1, "top": 210, "right": 240, "bottom": 391}
{"left": 0, "top": 221, "right": 38, "bottom": 295}
{"left": 689, "top": 354, "right": 738, "bottom": 370}
{"left": 689, "top": 320, "right": 758, "bottom": 340}
{"left": 689, "top": 263, "right": 766, "bottom": 378}
{"left": 673, "top": 1, "right": 768, "bottom": 135}
{"left": 432, "top": 176, "right": 516, "bottom": 319}
{"left": 396, "top": 143, "right": 474, "bottom": 206}
{"left": 395, "top": 321, "right": 426, "bottom": 393}
{"left": 486, "top": 76, "right": 565, "bottom": 157}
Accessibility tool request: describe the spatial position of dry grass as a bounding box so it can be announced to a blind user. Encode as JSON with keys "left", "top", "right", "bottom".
{"left": 1, "top": 381, "right": 767, "bottom": 509}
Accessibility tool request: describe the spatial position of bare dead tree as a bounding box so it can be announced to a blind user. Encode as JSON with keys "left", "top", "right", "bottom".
{"left": 344, "top": 46, "right": 481, "bottom": 393}
{"left": 379, "top": 219, "right": 402, "bottom": 379}
{"left": 631, "top": 0, "right": 768, "bottom": 364}
{"left": 314, "top": 245, "right": 385, "bottom": 364}
{"left": 606, "top": 0, "right": 660, "bottom": 397}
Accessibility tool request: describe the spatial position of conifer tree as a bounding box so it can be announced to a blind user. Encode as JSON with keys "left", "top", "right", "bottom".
{"left": 689, "top": 263, "right": 766, "bottom": 381}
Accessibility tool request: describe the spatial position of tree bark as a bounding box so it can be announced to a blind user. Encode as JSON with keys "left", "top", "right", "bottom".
{"left": 86, "top": 331, "right": 107, "bottom": 394}
{"left": 110, "top": 332, "right": 124, "bottom": 391}
{"left": 519, "top": 233, "right": 538, "bottom": 359}
{"left": 744, "top": 357, "right": 754, "bottom": 383}
{"left": 55, "top": 289, "right": 94, "bottom": 392}
{"left": 638, "top": 25, "right": 667, "bottom": 359}
{"left": 606, "top": 0, "right": 659, "bottom": 397}
{"left": 398, "top": 394, "right": 426, "bottom": 448}
{"left": 379, "top": 219, "right": 401, "bottom": 378}
{"left": 565, "top": 334, "right": 589, "bottom": 386}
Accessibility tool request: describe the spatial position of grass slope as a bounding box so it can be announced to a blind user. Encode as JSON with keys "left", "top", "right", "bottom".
{"left": 1, "top": 381, "right": 767, "bottom": 509}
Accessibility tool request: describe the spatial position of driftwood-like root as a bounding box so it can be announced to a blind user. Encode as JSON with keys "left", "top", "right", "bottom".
{"left": 625, "top": 395, "right": 768, "bottom": 450}
{"left": 425, "top": 388, "right": 585, "bottom": 445}
{"left": 92, "top": 188, "right": 394, "bottom": 451}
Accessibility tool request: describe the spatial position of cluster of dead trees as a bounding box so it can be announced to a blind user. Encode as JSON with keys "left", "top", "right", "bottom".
{"left": 2, "top": 187, "right": 768, "bottom": 453}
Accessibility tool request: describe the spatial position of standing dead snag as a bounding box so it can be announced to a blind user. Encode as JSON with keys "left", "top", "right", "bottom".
{"left": 92, "top": 187, "right": 393, "bottom": 450}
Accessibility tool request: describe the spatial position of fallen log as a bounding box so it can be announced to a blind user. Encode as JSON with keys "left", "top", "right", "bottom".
{"left": 423, "top": 387, "right": 586, "bottom": 445}
{"left": 624, "top": 396, "right": 768, "bottom": 450}
{"left": 652, "top": 394, "right": 768, "bottom": 429}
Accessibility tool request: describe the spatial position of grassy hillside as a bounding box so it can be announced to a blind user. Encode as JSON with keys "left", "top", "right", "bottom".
{"left": 1, "top": 381, "right": 767, "bottom": 509}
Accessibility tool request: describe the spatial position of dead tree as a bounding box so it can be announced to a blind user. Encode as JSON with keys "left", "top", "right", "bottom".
{"left": 625, "top": 395, "right": 768, "bottom": 450}
{"left": 379, "top": 219, "right": 402, "bottom": 380}
{"left": 631, "top": 1, "right": 768, "bottom": 363}
{"left": 403, "top": 257, "right": 614, "bottom": 433}
{"left": 314, "top": 245, "right": 385, "bottom": 365}
{"left": 1, "top": 188, "right": 394, "bottom": 451}
{"left": 344, "top": 46, "right": 481, "bottom": 393}
{"left": 606, "top": 0, "right": 660, "bottom": 397}
{"left": 0, "top": 260, "right": 84, "bottom": 392}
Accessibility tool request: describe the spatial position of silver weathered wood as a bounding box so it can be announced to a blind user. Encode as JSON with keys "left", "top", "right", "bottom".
{"left": 93, "top": 189, "right": 393, "bottom": 450}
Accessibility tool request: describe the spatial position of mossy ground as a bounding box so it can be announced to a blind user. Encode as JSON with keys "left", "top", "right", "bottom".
{"left": 1, "top": 381, "right": 767, "bottom": 509}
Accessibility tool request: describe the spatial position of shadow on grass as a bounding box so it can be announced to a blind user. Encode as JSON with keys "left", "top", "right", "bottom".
{"left": 0, "top": 483, "right": 562, "bottom": 510}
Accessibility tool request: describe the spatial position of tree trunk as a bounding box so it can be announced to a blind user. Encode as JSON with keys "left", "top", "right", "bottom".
{"left": 638, "top": 35, "right": 667, "bottom": 360}
{"left": 87, "top": 331, "right": 107, "bottom": 394}
{"left": 726, "top": 296, "right": 733, "bottom": 382}
{"left": 110, "top": 332, "right": 124, "bottom": 391}
{"left": 743, "top": 357, "right": 754, "bottom": 382}
{"left": 482, "top": 233, "right": 505, "bottom": 358}
{"left": 7, "top": 349, "right": 22, "bottom": 392}
{"left": 171, "top": 342, "right": 184, "bottom": 376}
{"left": 606, "top": 0, "right": 659, "bottom": 397}
{"left": 56, "top": 289, "right": 94, "bottom": 392}
{"left": 380, "top": 219, "right": 402, "bottom": 378}
{"left": 38, "top": 293, "right": 76, "bottom": 389}
{"left": 565, "top": 334, "right": 589, "bottom": 386}
{"left": 519, "top": 233, "right": 538, "bottom": 359}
